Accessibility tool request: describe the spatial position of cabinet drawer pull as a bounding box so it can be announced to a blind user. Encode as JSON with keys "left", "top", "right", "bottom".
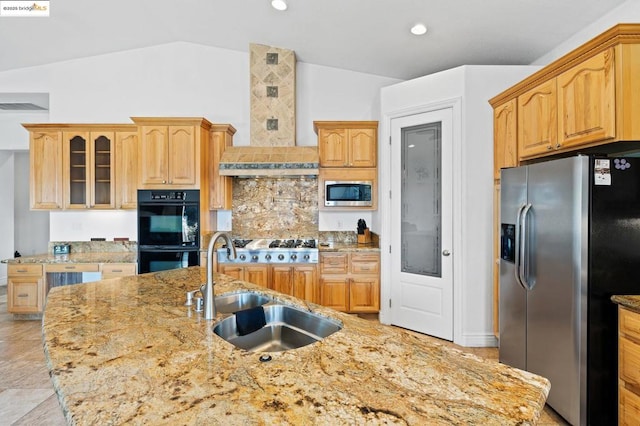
{"left": 65, "top": 266, "right": 76, "bottom": 270}
{"left": 16, "top": 269, "right": 28, "bottom": 273}
{"left": 17, "top": 293, "right": 29, "bottom": 298}
{"left": 111, "top": 269, "right": 123, "bottom": 273}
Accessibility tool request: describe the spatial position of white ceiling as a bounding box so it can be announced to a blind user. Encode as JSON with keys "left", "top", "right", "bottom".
{"left": 0, "top": 0, "right": 628, "bottom": 80}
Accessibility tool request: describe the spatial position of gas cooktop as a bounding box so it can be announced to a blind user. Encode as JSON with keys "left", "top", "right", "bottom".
{"left": 218, "top": 238, "right": 319, "bottom": 264}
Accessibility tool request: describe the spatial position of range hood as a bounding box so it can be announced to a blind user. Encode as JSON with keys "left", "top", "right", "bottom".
{"left": 218, "top": 146, "right": 319, "bottom": 177}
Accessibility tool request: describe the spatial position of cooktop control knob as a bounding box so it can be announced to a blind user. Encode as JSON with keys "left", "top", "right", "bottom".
{"left": 252, "top": 255, "right": 259, "bottom": 261}
{"left": 278, "top": 254, "right": 285, "bottom": 261}
{"left": 290, "top": 254, "right": 297, "bottom": 261}
{"left": 239, "top": 254, "right": 246, "bottom": 261}
{"left": 303, "top": 254, "right": 310, "bottom": 260}
{"left": 265, "top": 254, "right": 272, "bottom": 260}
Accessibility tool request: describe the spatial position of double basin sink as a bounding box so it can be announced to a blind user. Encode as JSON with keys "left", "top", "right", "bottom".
{"left": 213, "top": 292, "right": 342, "bottom": 352}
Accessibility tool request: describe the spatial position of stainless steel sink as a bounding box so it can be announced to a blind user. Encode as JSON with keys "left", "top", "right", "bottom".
{"left": 213, "top": 304, "right": 342, "bottom": 352}
{"left": 214, "top": 292, "right": 273, "bottom": 314}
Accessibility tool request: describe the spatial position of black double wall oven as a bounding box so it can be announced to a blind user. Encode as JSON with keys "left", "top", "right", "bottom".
{"left": 137, "top": 189, "right": 200, "bottom": 274}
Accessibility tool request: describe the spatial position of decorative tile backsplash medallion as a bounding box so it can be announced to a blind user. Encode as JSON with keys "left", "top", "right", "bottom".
{"left": 232, "top": 177, "right": 318, "bottom": 239}
{"left": 250, "top": 43, "right": 296, "bottom": 146}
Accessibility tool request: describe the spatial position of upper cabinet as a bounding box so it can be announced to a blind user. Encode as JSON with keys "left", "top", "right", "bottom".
{"left": 493, "top": 99, "right": 518, "bottom": 180}
{"left": 25, "top": 124, "right": 135, "bottom": 210}
{"left": 115, "top": 130, "right": 138, "bottom": 209}
{"left": 208, "top": 124, "right": 236, "bottom": 210}
{"left": 557, "top": 48, "right": 616, "bottom": 148}
{"left": 517, "top": 79, "right": 558, "bottom": 158}
{"left": 490, "top": 24, "right": 640, "bottom": 166}
{"left": 27, "top": 128, "right": 63, "bottom": 210}
{"left": 62, "top": 129, "right": 115, "bottom": 209}
{"left": 133, "top": 118, "right": 211, "bottom": 189}
{"left": 314, "top": 121, "right": 378, "bottom": 168}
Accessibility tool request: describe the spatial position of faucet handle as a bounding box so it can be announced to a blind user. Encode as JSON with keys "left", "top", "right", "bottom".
{"left": 185, "top": 289, "right": 200, "bottom": 306}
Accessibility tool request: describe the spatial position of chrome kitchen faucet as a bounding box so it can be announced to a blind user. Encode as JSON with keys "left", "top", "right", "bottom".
{"left": 203, "top": 232, "right": 237, "bottom": 320}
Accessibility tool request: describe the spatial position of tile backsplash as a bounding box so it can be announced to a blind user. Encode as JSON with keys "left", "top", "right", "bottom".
{"left": 232, "top": 177, "right": 318, "bottom": 238}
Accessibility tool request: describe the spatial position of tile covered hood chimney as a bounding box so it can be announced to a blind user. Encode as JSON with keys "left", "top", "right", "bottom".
{"left": 219, "top": 43, "right": 319, "bottom": 176}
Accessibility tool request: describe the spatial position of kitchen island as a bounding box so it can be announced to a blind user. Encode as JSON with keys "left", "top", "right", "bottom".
{"left": 43, "top": 267, "right": 549, "bottom": 424}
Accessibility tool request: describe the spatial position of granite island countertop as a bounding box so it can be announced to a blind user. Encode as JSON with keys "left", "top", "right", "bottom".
{"left": 43, "top": 267, "right": 549, "bottom": 425}
{"left": 612, "top": 295, "right": 640, "bottom": 314}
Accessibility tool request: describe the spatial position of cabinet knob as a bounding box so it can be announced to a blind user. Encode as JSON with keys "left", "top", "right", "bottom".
{"left": 162, "top": 180, "right": 166, "bottom": 184}
{"left": 547, "top": 145, "right": 553, "bottom": 150}
{"left": 555, "top": 143, "right": 561, "bottom": 149}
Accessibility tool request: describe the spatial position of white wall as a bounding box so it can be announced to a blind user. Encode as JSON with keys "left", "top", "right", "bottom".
{"left": 0, "top": 152, "right": 15, "bottom": 284}
{"left": 379, "top": 65, "right": 540, "bottom": 347}
{"left": 14, "top": 152, "right": 49, "bottom": 256}
{"left": 533, "top": 0, "right": 640, "bottom": 65}
{"left": 0, "top": 42, "right": 400, "bottom": 240}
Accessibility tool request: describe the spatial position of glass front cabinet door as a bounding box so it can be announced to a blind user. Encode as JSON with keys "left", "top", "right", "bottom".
{"left": 62, "top": 130, "right": 115, "bottom": 209}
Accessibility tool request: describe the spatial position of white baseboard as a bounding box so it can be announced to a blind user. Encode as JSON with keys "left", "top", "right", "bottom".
{"left": 455, "top": 333, "right": 498, "bottom": 348}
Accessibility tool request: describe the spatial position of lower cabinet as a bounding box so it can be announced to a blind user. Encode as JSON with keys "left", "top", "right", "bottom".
{"left": 619, "top": 306, "right": 640, "bottom": 424}
{"left": 319, "top": 251, "right": 380, "bottom": 313}
{"left": 218, "top": 264, "right": 270, "bottom": 288}
{"left": 6, "top": 261, "right": 138, "bottom": 314}
{"left": 7, "top": 264, "right": 45, "bottom": 314}
{"left": 272, "top": 265, "right": 318, "bottom": 304}
{"left": 218, "top": 264, "right": 317, "bottom": 303}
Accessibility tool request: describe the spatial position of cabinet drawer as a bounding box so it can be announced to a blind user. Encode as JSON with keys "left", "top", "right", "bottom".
{"left": 8, "top": 264, "right": 43, "bottom": 276}
{"left": 620, "top": 335, "right": 640, "bottom": 388}
{"left": 320, "top": 253, "right": 348, "bottom": 274}
{"left": 621, "top": 307, "right": 640, "bottom": 342}
{"left": 101, "top": 263, "right": 137, "bottom": 278}
{"left": 351, "top": 253, "right": 380, "bottom": 274}
{"left": 620, "top": 386, "right": 640, "bottom": 426}
{"left": 46, "top": 263, "right": 100, "bottom": 273}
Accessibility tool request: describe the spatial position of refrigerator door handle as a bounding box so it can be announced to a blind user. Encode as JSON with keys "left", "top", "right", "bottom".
{"left": 514, "top": 203, "right": 528, "bottom": 290}
{"left": 519, "top": 203, "right": 534, "bottom": 290}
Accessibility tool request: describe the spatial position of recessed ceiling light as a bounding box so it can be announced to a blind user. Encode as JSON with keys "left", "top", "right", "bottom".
{"left": 411, "top": 23, "right": 428, "bottom": 36}
{"left": 271, "top": 0, "right": 288, "bottom": 11}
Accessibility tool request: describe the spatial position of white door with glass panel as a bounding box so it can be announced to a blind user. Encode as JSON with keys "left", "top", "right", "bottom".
{"left": 390, "top": 109, "right": 453, "bottom": 341}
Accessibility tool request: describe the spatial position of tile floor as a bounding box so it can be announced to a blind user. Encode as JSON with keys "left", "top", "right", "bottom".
{"left": 0, "top": 286, "right": 567, "bottom": 425}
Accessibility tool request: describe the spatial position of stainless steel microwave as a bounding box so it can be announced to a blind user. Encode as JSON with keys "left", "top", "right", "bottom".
{"left": 324, "top": 181, "right": 372, "bottom": 207}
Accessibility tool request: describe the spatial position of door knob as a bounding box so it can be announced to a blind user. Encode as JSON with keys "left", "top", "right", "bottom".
{"left": 442, "top": 250, "right": 451, "bottom": 256}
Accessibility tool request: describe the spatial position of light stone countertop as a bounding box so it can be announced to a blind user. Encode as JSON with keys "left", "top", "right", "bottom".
{"left": 612, "top": 295, "right": 640, "bottom": 314}
{"left": 2, "top": 252, "right": 137, "bottom": 264}
{"left": 42, "top": 267, "right": 549, "bottom": 425}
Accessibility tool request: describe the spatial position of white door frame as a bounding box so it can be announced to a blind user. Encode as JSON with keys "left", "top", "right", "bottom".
{"left": 379, "top": 97, "right": 464, "bottom": 345}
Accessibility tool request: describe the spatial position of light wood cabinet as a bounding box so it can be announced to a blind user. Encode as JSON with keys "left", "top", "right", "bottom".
{"left": 136, "top": 123, "right": 200, "bottom": 188}
{"left": 319, "top": 251, "right": 380, "bottom": 313}
{"left": 218, "top": 264, "right": 270, "bottom": 289}
{"left": 7, "top": 264, "right": 45, "bottom": 314}
{"left": 557, "top": 48, "right": 616, "bottom": 148}
{"left": 208, "top": 125, "right": 236, "bottom": 210}
{"left": 493, "top": 99, "right": 518, "bottom": 180}
{"left": 493, "top": 27, "right": 640, "bottom": 162}
{"left": 618, "top": 307, "right": 640, "bottom": 424}
{"left": 101, "top": 263, "right": 137, "bottom": 280}
{"left": 25, "top": 123, "right": 137, "bottom": 210}
{"left": 62, "top": 130, "right": 116, "bottom": 209}
{"left": 272, "top": 265, "right": 318, "bottom": 303}
{"left": 314, "top": 121, "right": 378, "bottom": 168}
{"left": 517, "top": 79, "right": 558, "bottom": 158}
{"left": 27, "top": 129, "right": 63, "bottom": 210}
{"left": 115, "top": 130, "right": 138, "bottom": 209}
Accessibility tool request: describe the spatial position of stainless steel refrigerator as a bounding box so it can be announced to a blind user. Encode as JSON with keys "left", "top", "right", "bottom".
{"left": 500, "top": 155, "right": 640, "bottom": 426}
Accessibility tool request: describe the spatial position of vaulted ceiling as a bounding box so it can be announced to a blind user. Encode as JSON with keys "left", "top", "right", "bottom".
{"left": 0, "top": 0, "right": 628, "bottom": 80}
